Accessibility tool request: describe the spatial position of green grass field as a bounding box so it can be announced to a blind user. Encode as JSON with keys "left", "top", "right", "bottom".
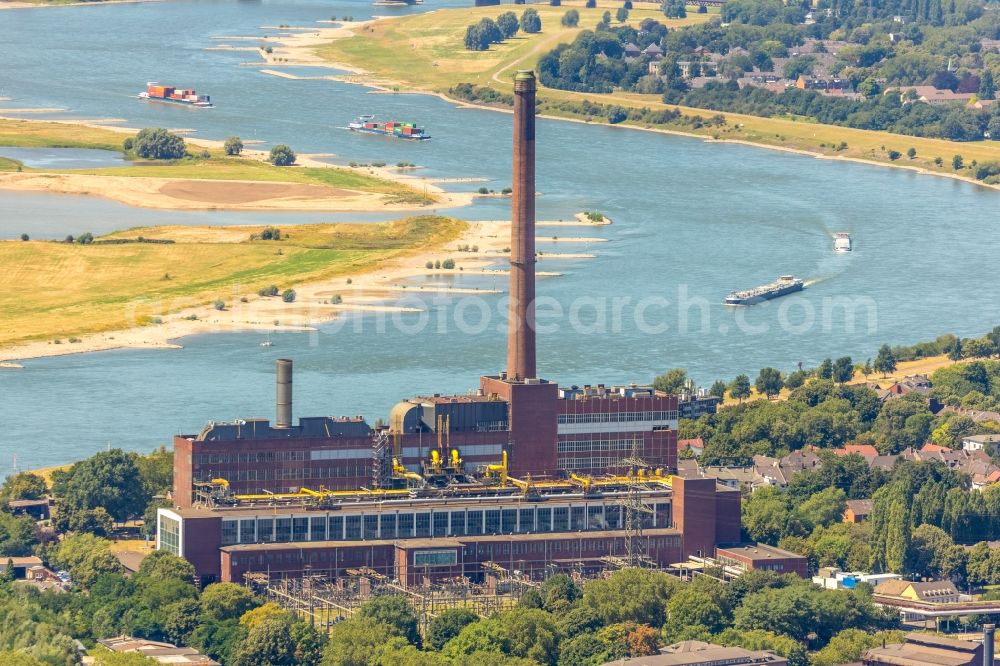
{"left": 318, "top": 1, "right": 1000, "bottom": 175}
{"left": 0, "top": 119, "right": 126, "bottom": 151}
{"left": 0, "top": 216, "right": 466, "bottom": 347}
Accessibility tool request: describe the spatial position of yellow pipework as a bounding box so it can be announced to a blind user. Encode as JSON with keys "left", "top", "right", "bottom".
{"left": 570, "top": 473, "right": 592, "bottom": 492}
{"left": 484, "top": 450, "right": 509, "bottom": 487}
{"left": 450, "top": 448, "right": 462, "bottom": 469}
{"left": 392, "top": 458, "right": 425, "bottom": 485}
{"left": 211, "top": 478, "right": 230, "bottom": 489}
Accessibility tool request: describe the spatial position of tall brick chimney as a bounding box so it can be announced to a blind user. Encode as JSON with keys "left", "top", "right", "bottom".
{"left": 506, "top": 70, "right": 537, "bottom": 382}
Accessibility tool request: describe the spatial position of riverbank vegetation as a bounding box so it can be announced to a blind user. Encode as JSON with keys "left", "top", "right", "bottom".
{"left": 0, "top": 118, "right": 124, "bottom": 151}
{"left": 0, "top": 217, "right": 466, "bottom": 348}
{"left": 316, "top": 1, "right": 1000, "bottom": 179}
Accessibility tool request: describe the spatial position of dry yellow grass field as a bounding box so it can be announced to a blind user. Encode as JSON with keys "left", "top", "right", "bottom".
{"left": 0, "top": 217, "right": 465, "bottom": 348}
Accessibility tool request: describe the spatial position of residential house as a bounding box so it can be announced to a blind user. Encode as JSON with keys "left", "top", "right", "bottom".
{"left": 678, "top": 393, "right": 722, "bottom": 419}
{"left": 863, "top": 632, "right": 996, "bottom": 666}
{"left": 7, "top": 497, "right": 51, "bottom": 520}
{"left": 679, "top": 438, "right": 705, "bottom": 458}
{"left": 962, "top": 434, "right": 1000, "bottom": 452}
{"left": 624, "top": 42, "right": 641, "bottom": 59}
{"left": 942, "top": 406, "right": 1000, "bottom": 424}
{"left": 905, "top": 86, "right": 976, "bottom": 105}
{"left": 0, "top": 556, "right": 43, "bottom": 580}
{"left": 844, "top": 499, "right": 873, "bottom": 523}
{"left": 873, "top": 579, "right": 961, "bottom": 604}
{"left": 642, "top": 44, "right": 664, "bottom": 60}
{"left": 602, "top": 641, "right": 788, "bottom": 666}
{"left": 752, "top": 450, "right": 822, "bottom": 487}
{"left": 834, "top": 444, "right": 879, "bottom": 459}
{"left": 700, "top": 465, "right": 764, "bottom": 493}
{"left": 91, "top": 637, "right": 220, "bottom": 665}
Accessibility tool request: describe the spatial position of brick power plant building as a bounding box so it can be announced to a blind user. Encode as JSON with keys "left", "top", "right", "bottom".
{"left": 158, "top": 71, "right": 744, "bottom": 586}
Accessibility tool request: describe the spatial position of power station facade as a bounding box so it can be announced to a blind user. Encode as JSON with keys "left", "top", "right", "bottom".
{"left": 159, "top": 71, "right": 742, "bottom": 586}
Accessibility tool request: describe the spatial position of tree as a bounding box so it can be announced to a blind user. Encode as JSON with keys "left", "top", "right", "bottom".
{"left": 907, "top": 147, "right": 917, "bottom": 159}
{"left": 133, "top": 128, "right": 186, "bottom": 160}
{"left": 497, "top": 11, "right": 519, "bottom": 38}
{"left": 833, "top": 356, "right": 854, "bottom": 384}
{"left": 653, "top": 368, "right": 688, "bottom": 394}
{"left": 501, "top": 608, "right": 561, "bottom": 665}
{"left": 662, "top": 0, "right": 686, "bottom": 18}
{"left": 665, "top": 587, "right": 726, "bottom": 637}
{"left": 520, "top": 8, "right": 541, "bottom": 34}
{"left": 19, "top": 234, "right": 28, "bottom": 241}
{"left": 729, "top": 374, "right": 751, "bottom": 403}
{"left": 224, "top": 136, "right": 244, "bottom": 156}
{"left": 0, "top": 472, "right": 47, "bottom": 502}
{"left": 755, "top": 367, "right": 784, "bottom": 399}
{"left": 427, "top": 608, "right": 479, "bottom": 651}
{"left": 357, "top": 595, "right": 421, "bottom": 646}
{"left": 582, "top": 568, "right": 679, "bottom": 626}
{"left": 616, "top": 6, "right": 629, "bottom": 22}
{"left": 797, "top": 486, "right": 847, "bottom": 529}
{"left": 784, "top": 370, "right": 806, "bottom": 389}
{"left": 813, "top": 629, "right": 906, "bottom": 666}
{"left": 59, "top": 449, "right": 149, "bottom": 522}
{"left": 136, "top": 446, "right": 173, "bottom": 498}
{"left": 708, "top": 380, "right": 727, "bottom": 398}
{"left": 561, "top": 9, "right": 580, "bottom": 27}
{"left": 76, "top": 232, "right": 94, "bottom": 244}
{"left": 269, "top": 144, "right": 296, "bottom": 166}
{"left": 818, "top": 358, "right": 834, "bottom": 379}
{"left": 443, "top": 619, "right": 509, "bottom": 658}
{"left": 979, "top": 70, "right": 995, "bottom": 101}
{"left": 873, "top": 344, "right": 897, "bottom": 377}
{"left": 952, "top": 154, "right": 964, "bottom": 170}
{"left": 585, "top": 0, "right": 596, "bottom": 6}
{"left": 231, "top": 618, "right": 297, "bottom": 666}
{"left": 464, "top": 24, "right": 489, "bottom": 51}
{"left": 201, "top": 583, "right": 258, "bottom": 622}
{"left": 0, "top": 512, "right": 38, "bottom": 556}
{"left": 281, "top": 289, "right": 296, "bottom": 303}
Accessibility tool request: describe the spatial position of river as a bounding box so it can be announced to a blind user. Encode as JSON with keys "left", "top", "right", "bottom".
{"left": 1, "top": 0, "right": 998, "bottom": 468}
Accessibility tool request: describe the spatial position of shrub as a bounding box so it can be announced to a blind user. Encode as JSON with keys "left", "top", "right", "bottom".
{"left": 586, "top": 0, "right": 596, "bottom": 6}
{"left": 19, "top": 234, "right": 28, "bottom": 241}
{"left": 953, "top": 154, "right": 964, "bottom": 170}
{"left": 442, "top": 258, "right": 456, "bottom": 269}
{"left": 76, "top": 232, "right": 94, "bottom": 244}
{"left": 561, "top": 9, "right": 580, "bottom": 26}
{"left": 906, "top": 147, "right": 916, "bottom": 159}
{"left": 133, "top": 128, "right": 186, "bottom": 160}
{"left": 888, "top": 150, "right": 901, "bottom": 161}
{"left": 521, "top": 8, "right": 541, "bottom": 33}
{"left": 269, "top": 144, "right": 296, "bottom": 166}
{"left": 258, "top": 285, "right": 280, "bottom": 297}
{"left": 478, "top": 186, "right": 490, "bottom": 194}
{"left": 214, "top": 299, "right": 225, "bottom": 311}
{"left": 122, "top": 137, "right": 134, "bottom": 151}
{"left": 934, "top": 156, "right": 943, "bottom": 165}
{"left": 426, "top": 260, "right": 434, "bottom": 269}
{"left": 434, "top": 260, "right": 441, "bottom": 269}
{"left": 224, "top": 136, "right": 244, "bottom": 156}
{"left": 332, "top": 294, "right": 343, "bottom": 304}
{"left": 281, "top": 289, "right": 296, "bottom": 303}
{"left": 616, "top": 6, "right": 629, "bottom": 22}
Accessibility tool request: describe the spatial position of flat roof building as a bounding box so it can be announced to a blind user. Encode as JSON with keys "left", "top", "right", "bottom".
{"left": 602, "top": 641, "right": 788, "bottom": 666}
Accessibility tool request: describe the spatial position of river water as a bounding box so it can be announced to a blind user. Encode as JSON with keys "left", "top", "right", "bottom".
{"left": 1, "top": 0, "right": 999, "bottom": 468}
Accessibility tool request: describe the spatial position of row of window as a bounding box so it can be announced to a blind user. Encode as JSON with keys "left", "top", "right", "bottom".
{"left": 558, "top": 457, "right": 631, "bottom": 470}
{"left": 556, "top": 439, "right": 636, "bottom": 454}
{"left": 194, "top": 450, "right": 309, "bottom": 464}
{"left": 219, "top": 502, "right": 673, "bottom": 546}
{"left": 194, "top": 465, "right": 369, "bottom": 483}
{"left": 227, "top": 535, "right": 684, "bottom": 569}
{"left": 556, "top": 411, "right": 677, "bottom": 424}
{"left": 160, "top": 516, "right": 181, "bottom": 555}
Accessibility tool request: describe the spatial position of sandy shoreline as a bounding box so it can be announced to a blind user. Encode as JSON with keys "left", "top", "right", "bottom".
{"left": 0, "top": 0, "right": 160, "bottom": 9}
{"left": 0, "top": 218, "right": 604, "bottom": 365}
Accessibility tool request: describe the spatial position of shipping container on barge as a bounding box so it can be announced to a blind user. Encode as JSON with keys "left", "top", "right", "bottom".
{"left": 725, "top": 275, "right": 804, "bottom": 306}
{"left": 138, "top": 82, "right": 213, "bottom": 108}
{"left": 348, "top": 115, "right": 430, "bottom": 140}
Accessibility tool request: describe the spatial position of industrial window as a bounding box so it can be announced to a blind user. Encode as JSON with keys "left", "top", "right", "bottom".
{"left": 328, "top": 516, "right": 343, "bottom": 541}
{"left": 413, "top": 550, "right": 458, "bottom": 567}
{"left": 571, "top": 506, "right": 586, "bottom": 531}
{"left": 605, "top": 505, "right": 621, "bottom": 529}
{"left": 450, "top": 511, "right": 466, "bottom": 536}
{"left": 159, "top": 515, "right": 180, "bottom": 555}
{"left": 537, "top": 508, "right": 552, "bottom": 531}
{"left": 221, "top": 520, "right": 238, "bottom": 546}
{"left": 275, "top": 518, "right": 292, "bottom": 543}
{"left": 433, "top": 513, "right": 448, "bottom": 537}
{"left": 257, "top": 518, "right": 274, "bottom": 542}
{"left": 398, "top": 513, "right": 414, "bottom": 537}
{"left": 587, "top": 506, "right": 606, "bottom": 530}
{"left": 380, "top": 514, "right": 397, "bottom": 540}
{"left": 484, "top": 510, "right": 501, "bottom": 535}
{"left": 415, "top": 513, "right": 431, "bottom": 538}
{"left": 310, "top": 517, "right": 326, "bottom": 542}
{"left": 501, "top": 509, "right": 517, "bottom": 534}
{"left": 293, "top": 518, "right": 309, "bottom": 542}
{"left": 518, "top": 508, "right": 534, "bottom": 533}
{"left": 656, "top": 503, "right": 671, "bottom": 528}
{"left": 553, "top": 507, "right": 569, "bottom": 531}
{"left": 363, "top": 515, "right": 378, "bottom": 540}
{"left": 345, "top": 516, "right": 361, "bottom": 540}
{"left": 240, "top": 519, "right": 256, "bottom": 544}
{"left": 467, "top": 511, "right": 483, "bottom": 536}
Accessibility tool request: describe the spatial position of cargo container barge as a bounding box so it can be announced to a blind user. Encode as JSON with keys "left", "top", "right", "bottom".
{"left": 725, "top": 275, "right": 804, "bottom": 305}
{"left": 348, "top": 115, "right": 430, "bottom": 140}
{"left": 833, "top": 232, "right": 852, "bottom": 252}
{"left": 138, "top": 82, "right": 213, "bottom": 108}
